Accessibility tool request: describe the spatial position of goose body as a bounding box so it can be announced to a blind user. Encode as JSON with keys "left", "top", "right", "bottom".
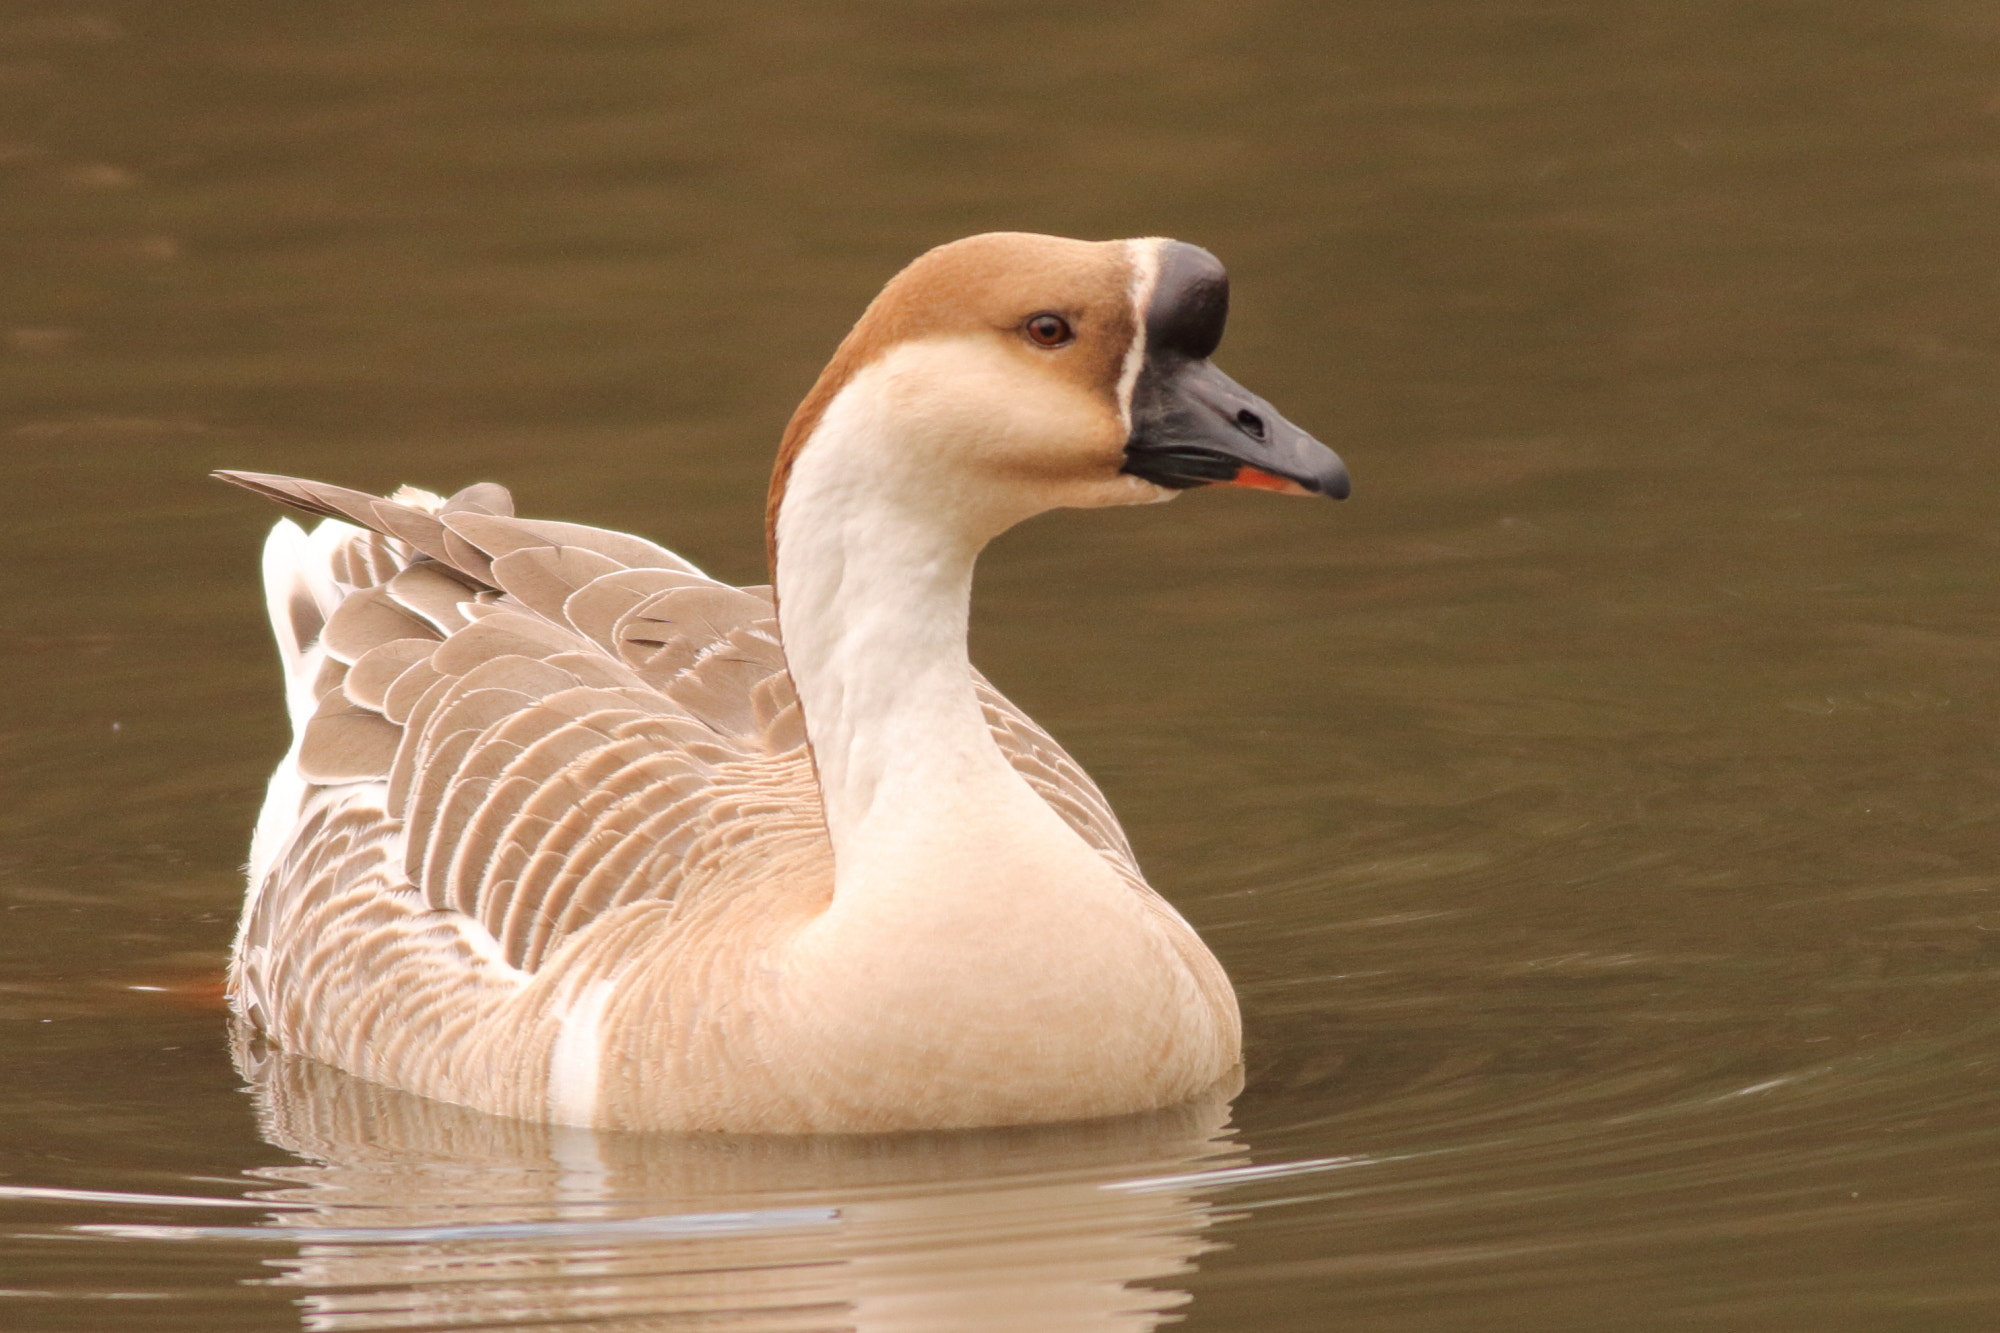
{"left": 223, "top": 232, "right": 1347, "bottom": 1133}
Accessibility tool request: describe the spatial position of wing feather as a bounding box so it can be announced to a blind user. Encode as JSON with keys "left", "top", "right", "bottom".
{"left": 442, "top": 481, "right": 514, "bottom": 517}
{"left": 487, "top": 545, "right": 625, "bottom": 623}
{"left": 345, "top": 638, "right": 441, "bottom": 711}
{"left": 384, "top": 564, "right": 481, "bottom": 634}
{"left": 443, "top": 510, "right": 702, "bottom": 577}
{"left": 224, "top": 470, "right": 1149, "bottom": 1076}
{"left": 369, "top": 503, "right": 461, "bottom": 568}
{"left": 564, "top": 569, "right": 707, "bottom": 652}
{"left": 297, "top": 696, "right": 402, "bottom": 785}
{"left": 321, "top": 586, "right": 440, "bottom": 664}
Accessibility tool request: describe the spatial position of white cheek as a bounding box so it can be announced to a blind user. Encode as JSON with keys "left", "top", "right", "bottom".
{"left": 801, "top": 337, "right": 1169, "bottom": 521}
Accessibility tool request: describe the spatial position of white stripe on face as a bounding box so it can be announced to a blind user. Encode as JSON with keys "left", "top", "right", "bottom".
{"left": 1115, "top": 239, "right": 1163, "bottom": 433}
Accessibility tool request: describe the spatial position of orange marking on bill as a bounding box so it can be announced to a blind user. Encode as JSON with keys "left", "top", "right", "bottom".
{"left": 1227, "top": 466, "right": 1312, "bottom": 495}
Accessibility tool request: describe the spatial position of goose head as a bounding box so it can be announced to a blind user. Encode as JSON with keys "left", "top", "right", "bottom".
{"left": 767, "top": 232, "right": 1347, "bottom": 566}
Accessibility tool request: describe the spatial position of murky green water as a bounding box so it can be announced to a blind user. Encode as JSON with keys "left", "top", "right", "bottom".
{"left": 6, "top": 1, "right": 2000, "bottom": 1328}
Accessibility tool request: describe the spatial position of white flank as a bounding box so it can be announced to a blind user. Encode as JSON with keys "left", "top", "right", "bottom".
{"left": 548, "top": 977, "right": 617, "bottom": 1126}
{"left": 245, "top": 743, "right": 310, "bottom": 898}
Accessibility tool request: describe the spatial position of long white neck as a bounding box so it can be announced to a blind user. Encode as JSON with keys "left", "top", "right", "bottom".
{"left": 761, "top": 344, "right": 1238, "bottom": 1125}
{"left": 772, "top": 358, "right": 1054, "bottom": 889}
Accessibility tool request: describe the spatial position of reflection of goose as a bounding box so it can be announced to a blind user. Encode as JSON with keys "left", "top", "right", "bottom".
{"left": 238, "top": 1034, "right": 1245, "bottom": 1333}
{"left": 220, "top": 232, "right": 1348, "bottom": 1133}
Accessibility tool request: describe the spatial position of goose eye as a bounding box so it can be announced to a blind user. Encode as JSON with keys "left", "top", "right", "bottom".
{"left": 1024, "top": 313, "right": 1073, "bottom": 348}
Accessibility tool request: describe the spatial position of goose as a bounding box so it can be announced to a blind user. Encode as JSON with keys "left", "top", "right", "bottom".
{"left": 218, "top": 231, "right": 1348, "bottom": 1134}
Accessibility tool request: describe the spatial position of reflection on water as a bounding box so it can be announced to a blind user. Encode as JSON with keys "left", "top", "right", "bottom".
{"left": 206, "top": 1033, "right": 1243, "bottom": 1332}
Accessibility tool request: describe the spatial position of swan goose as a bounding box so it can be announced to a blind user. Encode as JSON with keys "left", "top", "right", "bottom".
{"left": 219, "top": 231, "right": 1348, "bottom": 1134}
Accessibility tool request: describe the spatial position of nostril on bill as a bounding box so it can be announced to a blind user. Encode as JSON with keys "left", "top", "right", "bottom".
{"left": 1234, "top": 408, "right": 1265, "bottom": 440}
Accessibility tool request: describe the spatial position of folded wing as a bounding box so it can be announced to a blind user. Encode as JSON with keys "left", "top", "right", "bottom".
{"left": 221, "top": 471, "right": 1143, "bottom": 1005}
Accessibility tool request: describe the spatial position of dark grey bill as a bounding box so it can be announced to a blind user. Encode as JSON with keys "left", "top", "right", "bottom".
{"left": 1121, "top": 241, "right": 1350, "bottom": 499}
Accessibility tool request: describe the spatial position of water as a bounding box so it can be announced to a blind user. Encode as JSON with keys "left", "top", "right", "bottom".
{"left": 5, "top": 1, "right": 2000, "bottom": 1328}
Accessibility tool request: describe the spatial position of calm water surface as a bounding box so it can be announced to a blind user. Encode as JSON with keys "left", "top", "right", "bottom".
{"left": 5, "top": 2, "right": 2000, "bottom": 1329}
